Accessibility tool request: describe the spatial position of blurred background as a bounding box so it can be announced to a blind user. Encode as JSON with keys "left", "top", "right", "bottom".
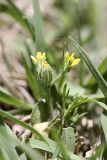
{"left": 1, "top": 0, "right": 107, "bottom": 56}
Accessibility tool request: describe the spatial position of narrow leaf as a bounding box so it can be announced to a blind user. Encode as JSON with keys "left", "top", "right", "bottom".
{"left": 0, "top": 109, "right": 51, "bottom": 146}
{"left": 32, "top": 0, "right": 44, "bottom": 51}
{"left": 30, "top": 139, "right": 55, "bottom": 153}
{"left": 22, "top": 54, "right": 42, "bottom": 101}
{"left": 86, "top": 57, "right": 107, "bottom": 89}
{"left": 101, "top": 113, "right": 107, "bottom": 144}
{"left": 69, "top": 37, "right": 107, "bottom": 99}
{"left": 0, "top": 90, "right": 33, "bottom": 110}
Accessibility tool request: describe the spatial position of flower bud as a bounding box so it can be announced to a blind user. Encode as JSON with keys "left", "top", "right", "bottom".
{"left": 38, "top": 61, "right": 52, "bottom": 87}
{"left": 31, "top": 52, "right": 53, "bottom": 87}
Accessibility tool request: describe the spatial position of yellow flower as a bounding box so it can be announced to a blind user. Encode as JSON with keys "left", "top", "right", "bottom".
{"left": 31, "top": 52, "right": 52, "bottom": 86}
{"left": 65, "top": 52, "right": 74, "bottom": 63}
{"left": 64, "top": 52, "right": 80, "bottom": 71}
{"left": 70, "top": 58, "right": 81, "bottom": 67}
{"left": 36, "top": 52, "right": 46, "bottom": 61}
{"left": 31, "top": 52, "right": 46, "bottom": 64}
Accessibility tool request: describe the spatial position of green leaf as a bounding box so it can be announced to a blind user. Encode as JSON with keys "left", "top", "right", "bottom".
{"left": 20, "top": 153, "right": 27, "bottom": 160}
{"left": 0, "top": 121, "right": 20, "bottom": 160}
{"left": 92, "top": 100, "right": 107, "bottom": 111}
{"left": 0, "top": 109, "right": 52, "bottom": 146}
{"left": 31, "top": 100, "right": 49, "bottom": 125}
{"left": 61, "top": 127, "right": 75, "bottom": 152}
{"left": 31, "top": 103, "right": 41, "bottom": 125}
{"left": 52, "top": 146, "right": 59, "bottom": 159}
{"left": 101, "top": 113, "right": 107, "bottom": 144}
{"left": 86, "top": 57, "right": 107, "bottom": 90}
{"left": 69, "top": 37, "right": 107, "bottom": 99}
{"left": 18, "top": 144, "right": 44, "bottom": 160}
{"left": 64, "top": 97, "right": 88, "bottom": 118}
{"left": 0, "top": 121, "right": 44, "bottom": 160}
{"left": 30, "top": 139, "right": 55, "bottom": 153}
{"left": 22, "top": 54, "right": 42, "bottom": 101}
{"left": 0, "top": 90, "right": 33, "bottom": 110}
{"left": 65, "top": 96, "right": 107, "bottom": 117}
{"left": 0, "top": 148, "right": 11, "bottom": 160}
{"left": 32, "top": 0, "right": 44, "bottom": 51}
{"left": 0, "top": 1, "right": 34, "bottom": 39}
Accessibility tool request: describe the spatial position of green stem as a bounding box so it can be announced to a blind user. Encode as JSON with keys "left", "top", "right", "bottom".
{"left": 45, "top": 88, "right": 53, "bottom": 119}
{"left": 50, "top": 70, "right": 66, "bottom": 87}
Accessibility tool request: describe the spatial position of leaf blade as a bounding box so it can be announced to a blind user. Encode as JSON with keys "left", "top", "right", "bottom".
{"left": 0, "top": 90, "right": 33, "bottom": 110}
{"left": 69, "top": 37, "right": 107, "bottom": 99}
{"left": 32, "top": 0, "right": 44, "bottom": 51}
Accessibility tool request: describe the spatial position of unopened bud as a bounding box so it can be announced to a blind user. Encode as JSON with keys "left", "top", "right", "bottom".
{"left": 38, "top": 61, "right": 52, "bottom": 87}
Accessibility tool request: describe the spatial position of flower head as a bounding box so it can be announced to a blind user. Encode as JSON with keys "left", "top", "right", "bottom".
{"left": 31, "top": 52, "right": 46, "bottom": 64}
{"left": 64, "top": 52, "right": 80, "bottom": 71}
{"left": 31, "top": 52, "right": 52, "bottom": 86}
{"left": 65, "top": 52, "right": 74, "bottom": 63}
{"left": 39, "top": 60, "right": 52, "bottom": 87}
{"left": 70, "top": 58, "right": 81, "bottom": 67}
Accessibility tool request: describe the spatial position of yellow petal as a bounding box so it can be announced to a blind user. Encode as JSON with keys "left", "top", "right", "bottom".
{"left": 36, "top": 52, "right": 42, "bottom": 61}
{"left": 69, "top": 53, "right": 75, "bottom": 62}
{"left": 42, "top": 52, "right": 46, "bottom": 58}
{"left": 36, "top": 52, "right": 46, "bottom": 61}
{"left": 65, "top": 52, "right": 70, "bottom": 61}
{"left": 71, "top": 58, "right": 80, "bottom": 67}
{"left": 71, "top": 52, "right": 75, "bottom": 58}
{"left": 31, "top": 55, "right": 37, "bottom": 63}
{"left": 36, "top": 52, "right": 42, "bottom": 56}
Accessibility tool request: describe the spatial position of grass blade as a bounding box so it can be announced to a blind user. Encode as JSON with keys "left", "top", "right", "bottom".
{"left": 0, "top": 90, "right": 33, "bottom": 110}
{"left": 101, "top": 113, "right": 107, "bottom": 144}
{"left": 22, "top": 54, "right": 42, "bottom": 101}
{"left": 32, "top": 0, "right": 44, "bottom": 51}
{"left": 69, "top": 37, "right": 107, "bottom": 99}
{"left": 0, "top": 120, "right": 44, "bottom": 160}
{"left": 0, "top": 109, "right": 49, "bottom": 145}
{"left": 86, "top": 57, "right": 107, "bottom": 90}
{"left": 0, "top": 121, "right": 19, "bottom": 160}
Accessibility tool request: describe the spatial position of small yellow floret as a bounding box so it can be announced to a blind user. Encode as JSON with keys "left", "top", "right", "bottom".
{"left": 36, "top": 52, "right": 46, "bottom": 61}
{"left": 31, "top": 52, "right": 46, "bottom": 64}
{"left": 71, "top": 58, "right": 81, "bottom": 67}
{"left": 65, "top": 52, "right": 75, "bottom": 63}
{"left": 64, "top": 52, "right": 80, "bottom": 70}
{"left": 43, "top": 61, "right": 50, "bottom": 69}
